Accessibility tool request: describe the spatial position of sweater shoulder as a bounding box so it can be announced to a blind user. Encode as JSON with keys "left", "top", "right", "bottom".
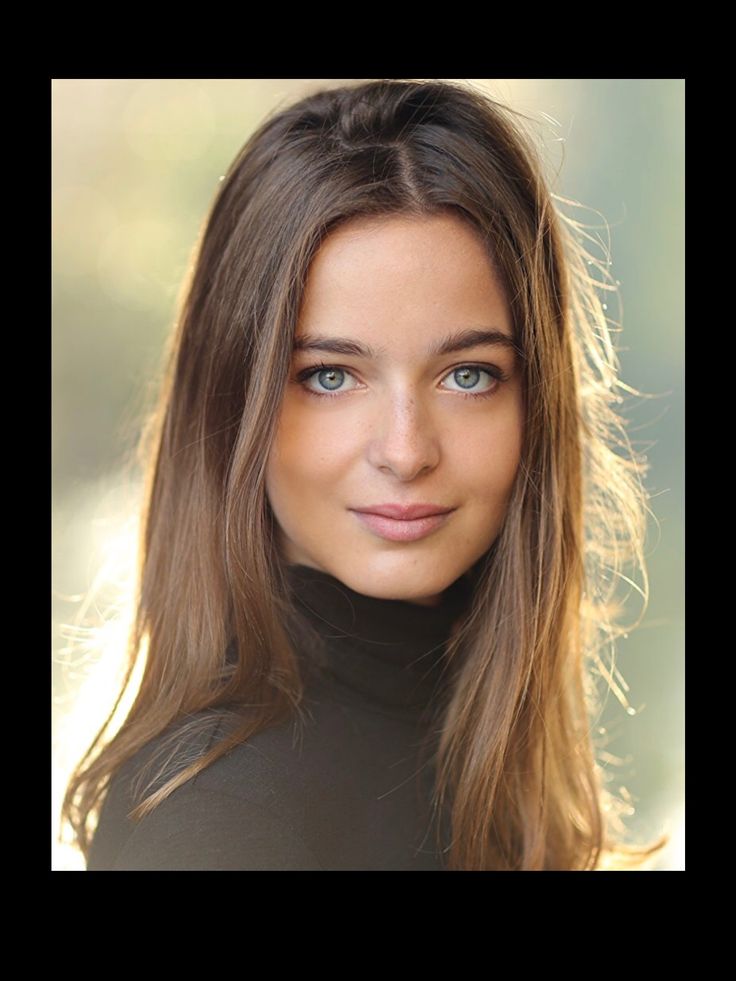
{"left": 86, "top": 708, "right": 325, "bottom": 871}
{"left": 97, "top": 784, "right": 324, "bottom": 871}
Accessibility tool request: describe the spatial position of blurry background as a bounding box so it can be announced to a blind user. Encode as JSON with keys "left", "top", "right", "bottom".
{"left": 52, "top": 78, "right": 684, "bottom": 871}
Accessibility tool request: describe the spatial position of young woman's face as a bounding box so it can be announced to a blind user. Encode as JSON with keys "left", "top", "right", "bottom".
{"left": 265, "top": 212, "right": 524, "bottom": 606}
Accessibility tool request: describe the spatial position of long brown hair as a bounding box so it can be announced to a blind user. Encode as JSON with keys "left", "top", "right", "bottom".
{"left": 60, "top": 78, "right": 669, "bottom": 870}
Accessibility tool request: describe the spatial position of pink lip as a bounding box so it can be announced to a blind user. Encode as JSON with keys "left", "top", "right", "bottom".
{"left": 352, "top": 503, "right": 454, "bottom": 520}
{"left": 350, "top": 506, "right": 455, "bottom": 543}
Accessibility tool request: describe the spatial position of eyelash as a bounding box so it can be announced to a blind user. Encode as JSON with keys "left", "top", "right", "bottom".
{"left": 294, "top": 362, "right": 511, "bottom": 400}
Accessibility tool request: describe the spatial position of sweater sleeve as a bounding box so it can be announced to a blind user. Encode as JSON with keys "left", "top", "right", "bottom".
{"left": 93, "top": 786, "right": 325, "bottom": 871}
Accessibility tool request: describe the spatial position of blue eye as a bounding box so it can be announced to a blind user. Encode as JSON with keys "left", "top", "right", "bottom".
{"left": 442, "top": 365, "right": 501, "bottom": 396}
{"left": 300, "top": 366, "right": 360, "bottom": 395}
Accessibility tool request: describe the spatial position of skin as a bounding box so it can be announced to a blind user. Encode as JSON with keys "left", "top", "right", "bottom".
{"left": 265, "top": 212, "right": 524, "bottom": 607}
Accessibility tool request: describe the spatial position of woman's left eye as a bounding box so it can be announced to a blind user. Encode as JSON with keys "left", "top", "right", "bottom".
{"left": 440, "top": 365, "right": 505, "bottom": 397}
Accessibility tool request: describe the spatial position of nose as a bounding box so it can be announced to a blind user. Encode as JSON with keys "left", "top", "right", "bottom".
{"left": 366, "top": 391, "right": 441, "bottom": 481}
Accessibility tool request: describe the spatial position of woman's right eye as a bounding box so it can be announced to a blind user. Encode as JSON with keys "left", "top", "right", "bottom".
{"left": 297, "top": 365, "right": 360, "bottom": 398}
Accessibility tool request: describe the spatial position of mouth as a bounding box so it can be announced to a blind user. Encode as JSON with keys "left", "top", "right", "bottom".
{"left": 350, "top": 507, "right": 455, "bottom": 543}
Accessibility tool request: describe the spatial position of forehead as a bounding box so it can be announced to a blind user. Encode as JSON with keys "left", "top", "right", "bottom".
{"left": 297, "top": 213, "right": 510, "bottom": 342}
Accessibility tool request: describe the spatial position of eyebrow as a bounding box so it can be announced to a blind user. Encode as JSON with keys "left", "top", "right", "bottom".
{"left": 293, "top": 327, "right": 522, "bottom": 360}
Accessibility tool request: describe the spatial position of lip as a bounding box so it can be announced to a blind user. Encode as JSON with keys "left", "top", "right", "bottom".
{"left": 350, "top": 505, "right": 455, "bottom": 543}
{"left": 352, "top": 503, "right": 454, "bottom": 520}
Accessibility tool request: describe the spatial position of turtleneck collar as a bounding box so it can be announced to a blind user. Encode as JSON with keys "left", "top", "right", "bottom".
{"left": 283, "top": 564, "right": 475, "bottom": 717}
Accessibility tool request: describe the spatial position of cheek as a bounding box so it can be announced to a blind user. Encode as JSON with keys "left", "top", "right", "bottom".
{"left": 455, "top": 400, "right": 523, "bottom": 498}
{"left": 266, "top": 396, "right": 356, "bottom": 502}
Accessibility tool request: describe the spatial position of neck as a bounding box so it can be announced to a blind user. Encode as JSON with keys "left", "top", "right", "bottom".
{"left": 281, "top": 563, "right": 474, "bottom": 716}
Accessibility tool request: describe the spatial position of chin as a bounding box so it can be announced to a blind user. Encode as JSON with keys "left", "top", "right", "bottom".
{"left": 281, "top": 537, "right": 473, "bottom": 604}
{"left": 336, "top": 558, "right": 456, "bottom": 606}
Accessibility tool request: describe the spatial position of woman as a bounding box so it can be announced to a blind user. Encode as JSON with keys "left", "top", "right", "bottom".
{"left": 61, "top": 78, "right": 669, "bottom": 870}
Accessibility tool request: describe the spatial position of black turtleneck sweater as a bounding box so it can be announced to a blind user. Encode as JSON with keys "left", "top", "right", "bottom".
{"left": 86, "top": 564, "right": 474, "bottom": 871}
